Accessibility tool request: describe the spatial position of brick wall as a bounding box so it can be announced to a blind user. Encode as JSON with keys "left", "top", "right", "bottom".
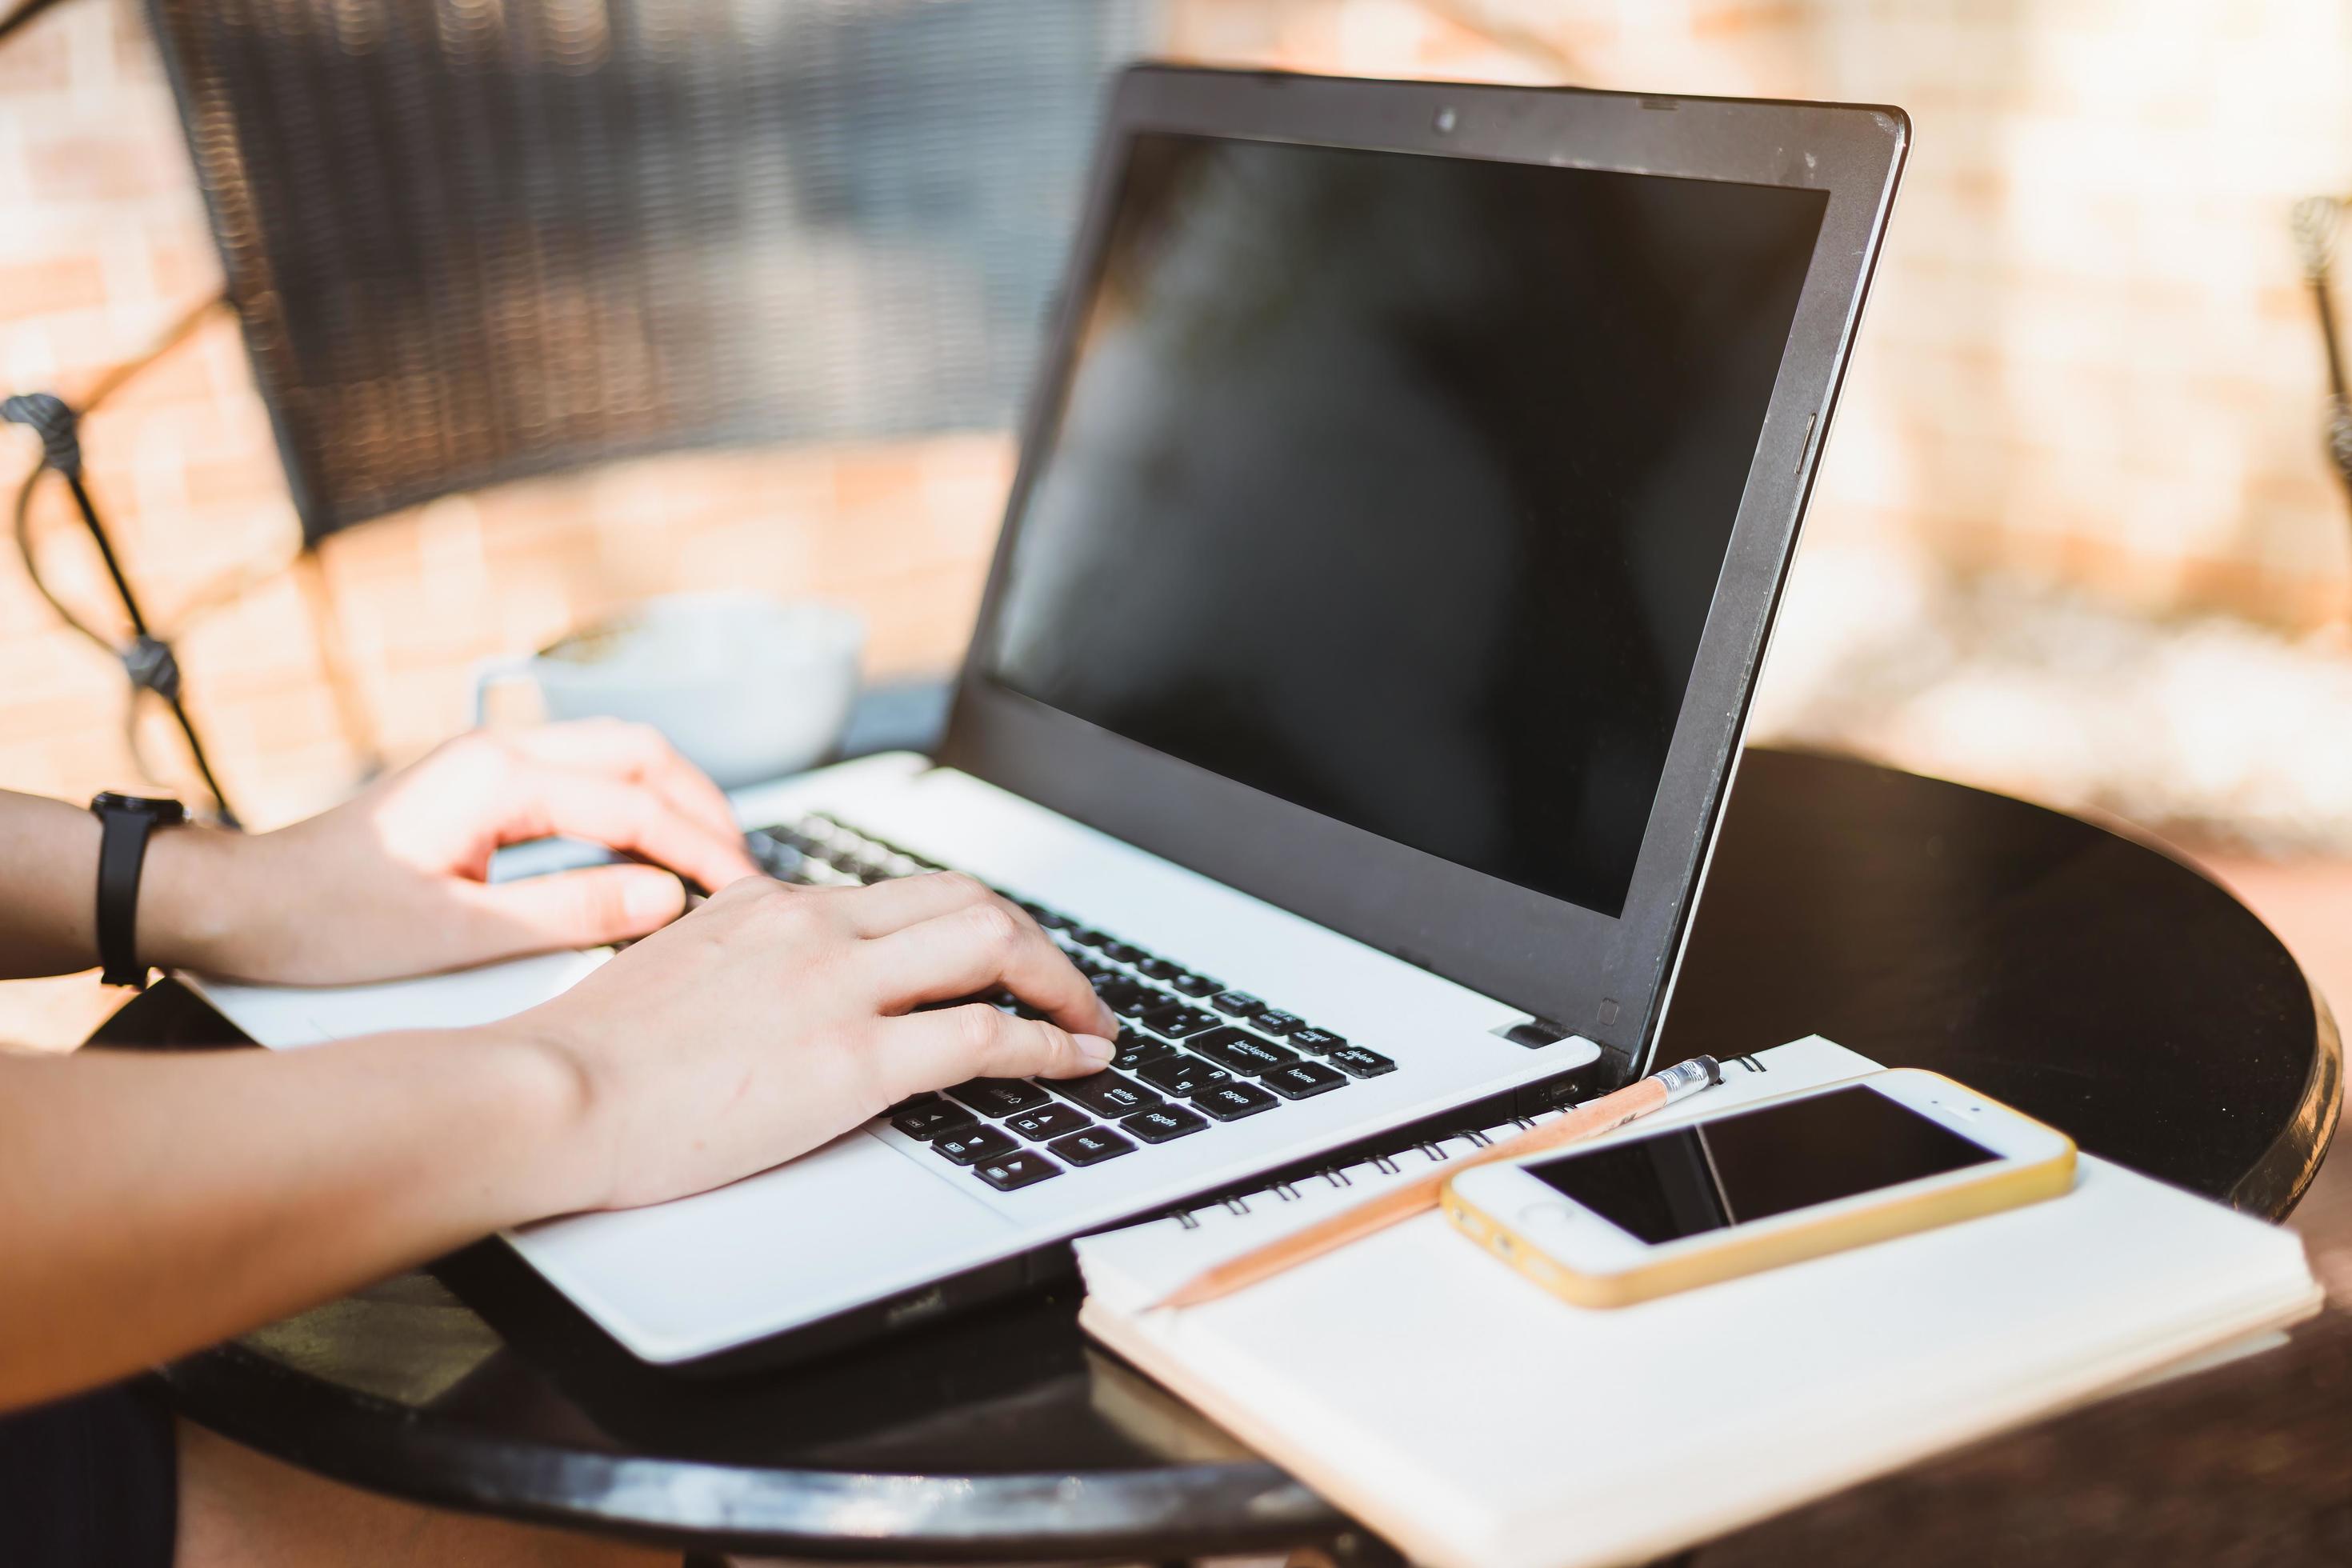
{"left": 1, "top": 0, "right": 1019, "bottom": 838}
{"left": 1166, "top": 0, "right": 2352, "bottom": 626}
{"left": 9, "top": 0, "right": 2347, "bottom": 823}
{"left": 5, "top": 0, "right": 2350, "bottom": 1047}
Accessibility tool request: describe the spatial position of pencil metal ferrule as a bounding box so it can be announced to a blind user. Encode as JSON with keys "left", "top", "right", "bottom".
{"left": 1653, "top": 1055, "right": 1721, "bottom": 1103}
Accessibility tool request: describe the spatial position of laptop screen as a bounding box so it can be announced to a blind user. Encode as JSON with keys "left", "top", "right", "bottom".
{"left": 985, "top": 131, "right": 1826, "bottom": 919}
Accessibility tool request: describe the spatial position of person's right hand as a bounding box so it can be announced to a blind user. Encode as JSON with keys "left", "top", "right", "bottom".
{"left": 511, "top": 870, "right": 1120, "bottom": 1212}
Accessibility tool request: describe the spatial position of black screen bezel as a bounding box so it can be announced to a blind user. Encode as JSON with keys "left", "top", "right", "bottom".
{"left": 939, "top": 67, "right": 1907, "bottom": 1082}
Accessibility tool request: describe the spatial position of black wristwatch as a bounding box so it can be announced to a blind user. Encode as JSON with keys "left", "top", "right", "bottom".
{"left": 90, "top": 792, "right": 187, "bottom": 988}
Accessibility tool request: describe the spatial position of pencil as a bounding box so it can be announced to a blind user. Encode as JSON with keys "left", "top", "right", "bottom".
{"left": 1150, "top": 1054, "right": 1723, "bottom": 1310}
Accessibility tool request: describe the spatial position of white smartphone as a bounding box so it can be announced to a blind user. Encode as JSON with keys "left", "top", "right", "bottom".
{"left": 1442, "top": 1070, "right": 2077, "bottom": 1307}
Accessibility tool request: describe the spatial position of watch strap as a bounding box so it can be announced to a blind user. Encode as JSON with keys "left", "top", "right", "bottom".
{"left": 92, "top": 795, "right": 183, "bottom": 988}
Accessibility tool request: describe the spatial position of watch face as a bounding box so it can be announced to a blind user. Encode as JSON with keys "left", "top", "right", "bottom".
{"left": 92, "top": 792, "right": 187, "bottom": 824}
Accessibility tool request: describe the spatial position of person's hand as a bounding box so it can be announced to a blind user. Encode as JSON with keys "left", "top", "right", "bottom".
{"left": 149, "top": 722, "right": 762, "bottom": 985}
{"left": 509, "top": 870, "right": 1121, "bottom": 1210}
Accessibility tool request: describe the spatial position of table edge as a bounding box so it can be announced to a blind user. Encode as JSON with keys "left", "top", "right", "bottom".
{"left": 143, "top": 746, "right": 2340, "bottom": 1554}
{"left": 2233, "top": 979, "right": 2343, "bottom": 1218}
{"left": 160, "top": 1342, "right": 1341, "bottom": 1558}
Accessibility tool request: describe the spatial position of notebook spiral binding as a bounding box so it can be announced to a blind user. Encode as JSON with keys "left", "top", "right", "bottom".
{"left": 1157, "top": 1098, "right": 1600, "bottom": 1228}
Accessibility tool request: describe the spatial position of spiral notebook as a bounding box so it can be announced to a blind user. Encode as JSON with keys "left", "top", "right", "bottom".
{"left": 1075, "top": 1038, "right": 2324, "bottom": 1568}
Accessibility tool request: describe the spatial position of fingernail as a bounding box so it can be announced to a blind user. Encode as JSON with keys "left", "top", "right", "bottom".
{"left": 1075, "top": 1034, "right": 1116, "bottom": 1065}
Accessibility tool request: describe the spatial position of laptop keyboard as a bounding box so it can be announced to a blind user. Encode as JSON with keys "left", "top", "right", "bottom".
{"left": 744, "top": 814, "right": 1398, "bottom": 1194}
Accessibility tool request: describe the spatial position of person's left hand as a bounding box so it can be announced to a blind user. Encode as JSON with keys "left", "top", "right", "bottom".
{"left": 147, "top": 721, "right": 762, "bottom": 985}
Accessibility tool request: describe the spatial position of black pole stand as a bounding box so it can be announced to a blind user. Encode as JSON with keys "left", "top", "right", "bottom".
{"left": 5, "top": 392, "right": 241, "bottom": 827}
{"left": 2291, "top": 196, "right": 2352, "bottom": 521}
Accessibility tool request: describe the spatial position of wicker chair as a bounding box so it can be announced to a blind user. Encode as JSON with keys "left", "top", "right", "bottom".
{"left": 143, "top": 0, "right": 1154, "bottom": 543}
{"left": 2, "top": 0, "right": 1150, "bottom": 810}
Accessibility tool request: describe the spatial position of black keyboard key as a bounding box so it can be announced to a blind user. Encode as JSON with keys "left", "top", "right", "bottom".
{"left": 1100, "top": 940, "right": 1150, "bottom": 965}
{"left": 1096, "top": 979, "right": 1175, "bottom": 1019}
{"left": 973, "top": 1151, "right": 1062, "bottom": 1190}
{"left": 1131, "top": 956, "right": 1182, "bottom": 981}
{"left": 1068, "top": 927, "right": 1113, "bottom": 950}
{"left": 1326, "top": 1044, "right": 1398, "bottom": 1078}
{"left": 1124, "top": 987, "right": 1182, "bottom": 1018}
{"left": 1112, "top": 1031, "right": 1178, "bottom": 1072}
{"left": 1018, "top": 902, "right": 1074, "bottom": 931}
{"left": 1194, "top": 1081, "right": 1280, "bottom": 1121}
{"left": 1170, "top": 972, "right": 1221, "bottom": 998}
{"left": 934, "top": 1124, "right": 1021, "bottom": 1165}
{"left": 890, "top": 1098, "right": 979, "bottom": 1140}
{"left": 1047, "top": 1127, "right": 1136, "bottom": 1166}
{"left": 1286, "top": 1026, "right": 1346, "bottom": 1055}
{"left": 1209, "top": 990, "right": 1265, "bottom": 1018}
{"left": 1254, "top": 1009, "right": 1305, "bottom": 1037}
{"left": 1137, "top": 1003, "right": 1222, "bottom": 1039}
{"left": 1006, "top": 1103, "right": 1094, "bottom": 1141}
{"left": 1123, "top": 1104, "right": 1208, "bottom": 1143}
{"left": 1051, "top": 1070, "right": 1163, "bottom": 1117}
{"left": 1191, "top": 1026, "right": 1299, "bottom": 1077}
{"left": 1072, "top": 953, "right": 1117, "bottom": 981}
{"left": 1136, "top": 1054, "right": 1234, "bottom": 1098}
{"left": 944, "top": 1077, "right": 1052, "bottom": 1117}
{"left": 745, "top": 834, "right": 810, "bottom": 879}
{"left": 1263, "top": 1059, "right": 1348, "bottom": 1100}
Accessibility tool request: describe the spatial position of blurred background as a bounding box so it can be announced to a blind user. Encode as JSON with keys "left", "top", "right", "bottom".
{"left": 2, "top": 0, "right": 2349, "bottom": 1071}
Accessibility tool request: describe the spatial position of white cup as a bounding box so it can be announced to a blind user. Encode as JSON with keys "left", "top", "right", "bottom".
{"left": 474, "top": 594, "right": 866, "bottom": 790}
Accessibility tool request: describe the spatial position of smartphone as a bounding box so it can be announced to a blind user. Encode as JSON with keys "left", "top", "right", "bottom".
{"left": 1442, "top": 1070, "right": 2075, "bottom": 1307}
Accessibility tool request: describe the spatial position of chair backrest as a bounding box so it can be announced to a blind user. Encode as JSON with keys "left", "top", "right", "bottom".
{"left": 143, "top": 0, "right": 1157, "bottom": 544}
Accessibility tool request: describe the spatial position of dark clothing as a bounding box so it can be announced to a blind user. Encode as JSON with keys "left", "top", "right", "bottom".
{"left": 0, "top": 1379, "right": 178, "bottom": 1567}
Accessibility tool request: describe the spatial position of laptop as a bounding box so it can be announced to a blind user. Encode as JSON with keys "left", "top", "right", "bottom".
{"left": 194, "top": 66, "right": 1906, "bottom": 1370}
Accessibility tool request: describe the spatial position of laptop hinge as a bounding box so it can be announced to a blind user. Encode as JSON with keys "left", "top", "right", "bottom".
{"left": 1492, "top": 1023, "right": 1637, "bottom": 1114}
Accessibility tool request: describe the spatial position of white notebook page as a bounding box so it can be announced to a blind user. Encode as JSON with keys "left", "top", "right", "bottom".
{"left": 1077, "top": 1038, "right": 2323, "bottom": 1568}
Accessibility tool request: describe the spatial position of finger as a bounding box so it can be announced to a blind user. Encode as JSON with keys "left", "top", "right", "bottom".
{"left": 504, "top": 721, "right": 742, "bottom": 850}
{"left": 861, "top": 901, "right": 1116, "bottom": 1037}
{"left": 831, "top": 870, "right": 1002, "bottom": 937}
{"left": 500, "top": 765, "right": 759, "bottom": 894}
{"left": 882, "top": 1005, "right": 1116, "bottom": 1094}
{"left": 454, "top": 864, "right": 687, "bottom": 956}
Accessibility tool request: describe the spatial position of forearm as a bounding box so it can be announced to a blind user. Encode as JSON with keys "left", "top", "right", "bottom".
{"left": 0, "top": 790, "right": 244, "bottom": 981}
{"left": 0, "top": 1027, "right": 587, "bottom": 1412}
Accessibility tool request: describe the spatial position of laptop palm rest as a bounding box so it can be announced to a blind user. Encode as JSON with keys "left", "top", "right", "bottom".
{"left": 506, "top": 1129, "right": 1024, "bottom": 1364}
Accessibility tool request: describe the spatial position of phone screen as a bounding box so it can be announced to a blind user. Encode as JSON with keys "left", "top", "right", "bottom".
{"left": 1522, "top": 1086, "right": 1999, "bottom": 1245}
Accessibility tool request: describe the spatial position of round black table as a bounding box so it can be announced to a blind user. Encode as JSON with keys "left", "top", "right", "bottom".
{"left": 119, "top": 746, "right": 2340, "bottom": 1565}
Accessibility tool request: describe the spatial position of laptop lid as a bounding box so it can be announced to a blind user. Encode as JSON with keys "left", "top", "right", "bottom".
{"left": 939, "top": 66, "right": 1906, "bottom": 1082}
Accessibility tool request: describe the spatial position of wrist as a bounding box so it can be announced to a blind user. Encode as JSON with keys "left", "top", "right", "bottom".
{"left": 464, "top": 1019, "right": 614, "bottom": 1219}
{"left": 139, "top": 824, "right": 263, "bottom": 977}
